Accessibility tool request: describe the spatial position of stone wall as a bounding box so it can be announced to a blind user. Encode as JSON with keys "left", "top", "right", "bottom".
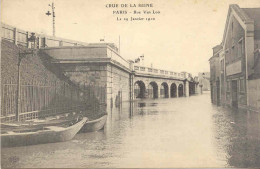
{"left": 1, "top": 40, "right": 87, "bottom": 121}
{"left": 57, "top": 62, "right": 130, "bottom": 109}
{"left": 59, "top": 63, "right": 108, "bottom": 104}
{"left": 107, "top": 64, "right": 130, "bottom": 108}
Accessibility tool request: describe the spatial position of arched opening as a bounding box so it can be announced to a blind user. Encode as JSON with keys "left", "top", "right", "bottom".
{"left": 160, "top": 82, "right": 169, "bottom": 98}
{"left": 178, "top": 84, "right": 184, "bottom": 97}
{"left": 189, "top": 82, "right": 196, "bottom": 95}
{"left": 147, "top": 82, "right": 158, "bottom": 99}
{"left": 134, "top": 81, "right": 146, "bottom": 98}
{"left": 170, "top": 83, "right": 177, "bottom": 98}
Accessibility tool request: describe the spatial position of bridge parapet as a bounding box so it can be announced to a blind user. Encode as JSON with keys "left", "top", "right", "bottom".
{"left": 107, "top": 46, "right": 130, "bottom": 70}
{"left": 133, "top": 65, "right": 185, "bottom": 80}
{"left": 40, "top": 44, "right": 131, "bottom": 72}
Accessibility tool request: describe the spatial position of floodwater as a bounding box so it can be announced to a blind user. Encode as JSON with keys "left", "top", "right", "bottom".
{"left": 1, "top": 92, "right": 260, "bottom": 168}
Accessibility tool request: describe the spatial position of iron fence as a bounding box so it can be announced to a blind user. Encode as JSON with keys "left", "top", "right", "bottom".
{"left": 1, "top": 79, "right": 106, "bottom": 122}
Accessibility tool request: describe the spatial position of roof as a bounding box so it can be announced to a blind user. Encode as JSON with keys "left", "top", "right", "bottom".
{"left": 210, "top": 5, "right": 260, "bottom": 62}
{"left": 212, "top": 45, "right": 223, "bottom": 55}
{"left": 221, "top": 5, "right": 260, "bottom": 44}
{"left": 208, "top": 54, "right": 219, "bottom": 62}
{"left": 242, "top": 8, "right": 260, "bottom": 30}
{"left": 209, "top": 45, "right": 222, "bottom": 61}
{"left": 242, "top": 8, "right": 260, "bottom": 39}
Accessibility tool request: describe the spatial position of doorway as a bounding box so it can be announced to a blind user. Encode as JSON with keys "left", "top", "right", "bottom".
{"left": 217, "top": 80, "right": 220, "bottom": 106}
{"left": 231, "top": 80, "right": 238, "bottom": 108}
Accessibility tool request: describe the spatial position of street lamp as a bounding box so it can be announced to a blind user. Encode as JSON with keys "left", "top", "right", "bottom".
{"left": 134, "top": 54, "right": 144, "bottom": 65}
{"left": 46, "top": 2, "right": 56, "bottom": 37}
{"left": 15, "top": 33, "right": 36, "bottom": 121}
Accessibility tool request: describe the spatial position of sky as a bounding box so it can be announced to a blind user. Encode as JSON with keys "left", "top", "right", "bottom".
{"left": 1, "top": 0, "right": 260, "bottom": 76}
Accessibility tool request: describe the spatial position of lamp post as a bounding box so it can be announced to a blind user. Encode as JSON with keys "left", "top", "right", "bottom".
{"left": 134, "top": 55, "right": 144, "bottom": 66}
{"left": 46, "top": 2, "right": 56, "bottom": 37}
{"left": 15, "top": 33, "right": 36, "bottom": 121}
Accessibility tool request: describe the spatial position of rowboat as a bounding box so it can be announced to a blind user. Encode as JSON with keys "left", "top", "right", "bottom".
{"left": 80, "top": 115, "right": 107, "bottom": 133}
{"left": 1, "top": 117, "right": 87, "bottom": 147}
{"left": 0, "top": 112, "right": 81, "bottom": 130}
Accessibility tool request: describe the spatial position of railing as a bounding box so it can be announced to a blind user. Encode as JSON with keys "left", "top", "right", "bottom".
{"left": 1, "top": 79, "right": 106, "bottom": 122}
{"left": 1, "top": 23, "right": 87, "bottom": 49}
{"left": 133, "top": 66, "right": 185, "bottom": 79}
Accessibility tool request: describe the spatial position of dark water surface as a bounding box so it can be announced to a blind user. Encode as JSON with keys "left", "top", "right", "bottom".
{"left": 1, "top": 92, "right": 260, "bottom": 168}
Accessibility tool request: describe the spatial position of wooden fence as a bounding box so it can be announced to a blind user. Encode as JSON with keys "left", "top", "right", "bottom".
{"left": 1, "top": 79, "right": 106, "bottom": 122}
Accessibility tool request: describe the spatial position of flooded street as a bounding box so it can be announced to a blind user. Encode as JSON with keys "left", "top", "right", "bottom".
{"left": 1, "top": 92, "right": 260, "bottom": 168}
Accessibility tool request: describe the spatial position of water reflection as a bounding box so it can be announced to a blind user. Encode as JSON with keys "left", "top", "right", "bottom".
{"left": 212, "top": 106, "right": 260, "bottom": 167}
{"left": 1, "top": 93, "right": 260, "bottom": 168}
{"left": 138, "top": 102, "right": 146, "bottom": 107}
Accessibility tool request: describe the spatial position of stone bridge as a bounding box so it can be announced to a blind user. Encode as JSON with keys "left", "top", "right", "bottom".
{"left": 40, "top": 44, "right": 198, "bottom": 108}
{"left": 131, "top": 65, "right": 192, "bottom": 99}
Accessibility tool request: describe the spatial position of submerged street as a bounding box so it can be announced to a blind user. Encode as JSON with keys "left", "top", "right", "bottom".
{"left": 1, "top": 92, "right": 260, "bottom": 168}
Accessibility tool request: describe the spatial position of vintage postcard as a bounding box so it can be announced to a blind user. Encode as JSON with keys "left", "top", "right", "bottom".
{"left": 1, "top": 0, "right": 260, "bottom": 168}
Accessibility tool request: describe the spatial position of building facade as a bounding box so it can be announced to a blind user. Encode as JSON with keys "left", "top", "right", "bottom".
{"left": 209, "top": 4, "right": 260, "bottom": 112}
{"left": 198, "top": 72, "right": 210, "bottom": 92}
{"left": 209, "top": 45, "right": 222, "bottom": 105}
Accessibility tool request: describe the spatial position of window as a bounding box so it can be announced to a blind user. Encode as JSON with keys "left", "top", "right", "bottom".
{"left": 240, "top": 78, "right": 245, "bottom": 92}
{"left": 232, "top": 46, "right": 235, "bottom": 58}
{"left": 237, "top": 40, "right": 243, "bottom": 58}
{"left": 221, "top": 59, "right": 224, "bottom": 71}
{"left": 160, "top": 70, "right": 164, "bottom": 74}
{"left": 226, "top": 81, "right": 230, "bottom": 92}
{"left": 165, "top": 71, "right": 168, "bottom": 74}
{"left": 148, "top": 68, "right": 153, "bottom": 72}
{"left": 134, "top": 66, "right": 139, "bottom": 70}
{"left": 225, "top": 49, "right": 229, "bottom": 64}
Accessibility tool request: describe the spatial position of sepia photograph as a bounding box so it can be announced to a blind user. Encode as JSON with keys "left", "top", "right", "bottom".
{"left": 1, "top": 0, "right": 260, "bottom": 168}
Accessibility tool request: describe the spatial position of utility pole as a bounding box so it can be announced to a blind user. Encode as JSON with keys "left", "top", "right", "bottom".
{"left": 46, "top": 2, "right": 56, "bottom": 37}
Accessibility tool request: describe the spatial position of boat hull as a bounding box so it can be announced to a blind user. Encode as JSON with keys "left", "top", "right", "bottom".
{"left": 1, "top": 117, "right": 87, "bottom": 147}
{"left": 80, "top": 115, "right": 107, "bottom": 133}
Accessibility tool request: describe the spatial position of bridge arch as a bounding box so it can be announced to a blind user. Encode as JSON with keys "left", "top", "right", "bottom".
{"left": 178, "top": 84, "right": 184, "bottom": 97}
{"left": 170, "top": 83, "right": 177, "bottom": 98}
{"left": 148, "top": 81, "right": 159, "bottom": 98}
{"left": 160, "top": 82, "right": 169, "bottom": 98}
{"left": 134, "top": 80, "right": 146, "bottom": 98}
